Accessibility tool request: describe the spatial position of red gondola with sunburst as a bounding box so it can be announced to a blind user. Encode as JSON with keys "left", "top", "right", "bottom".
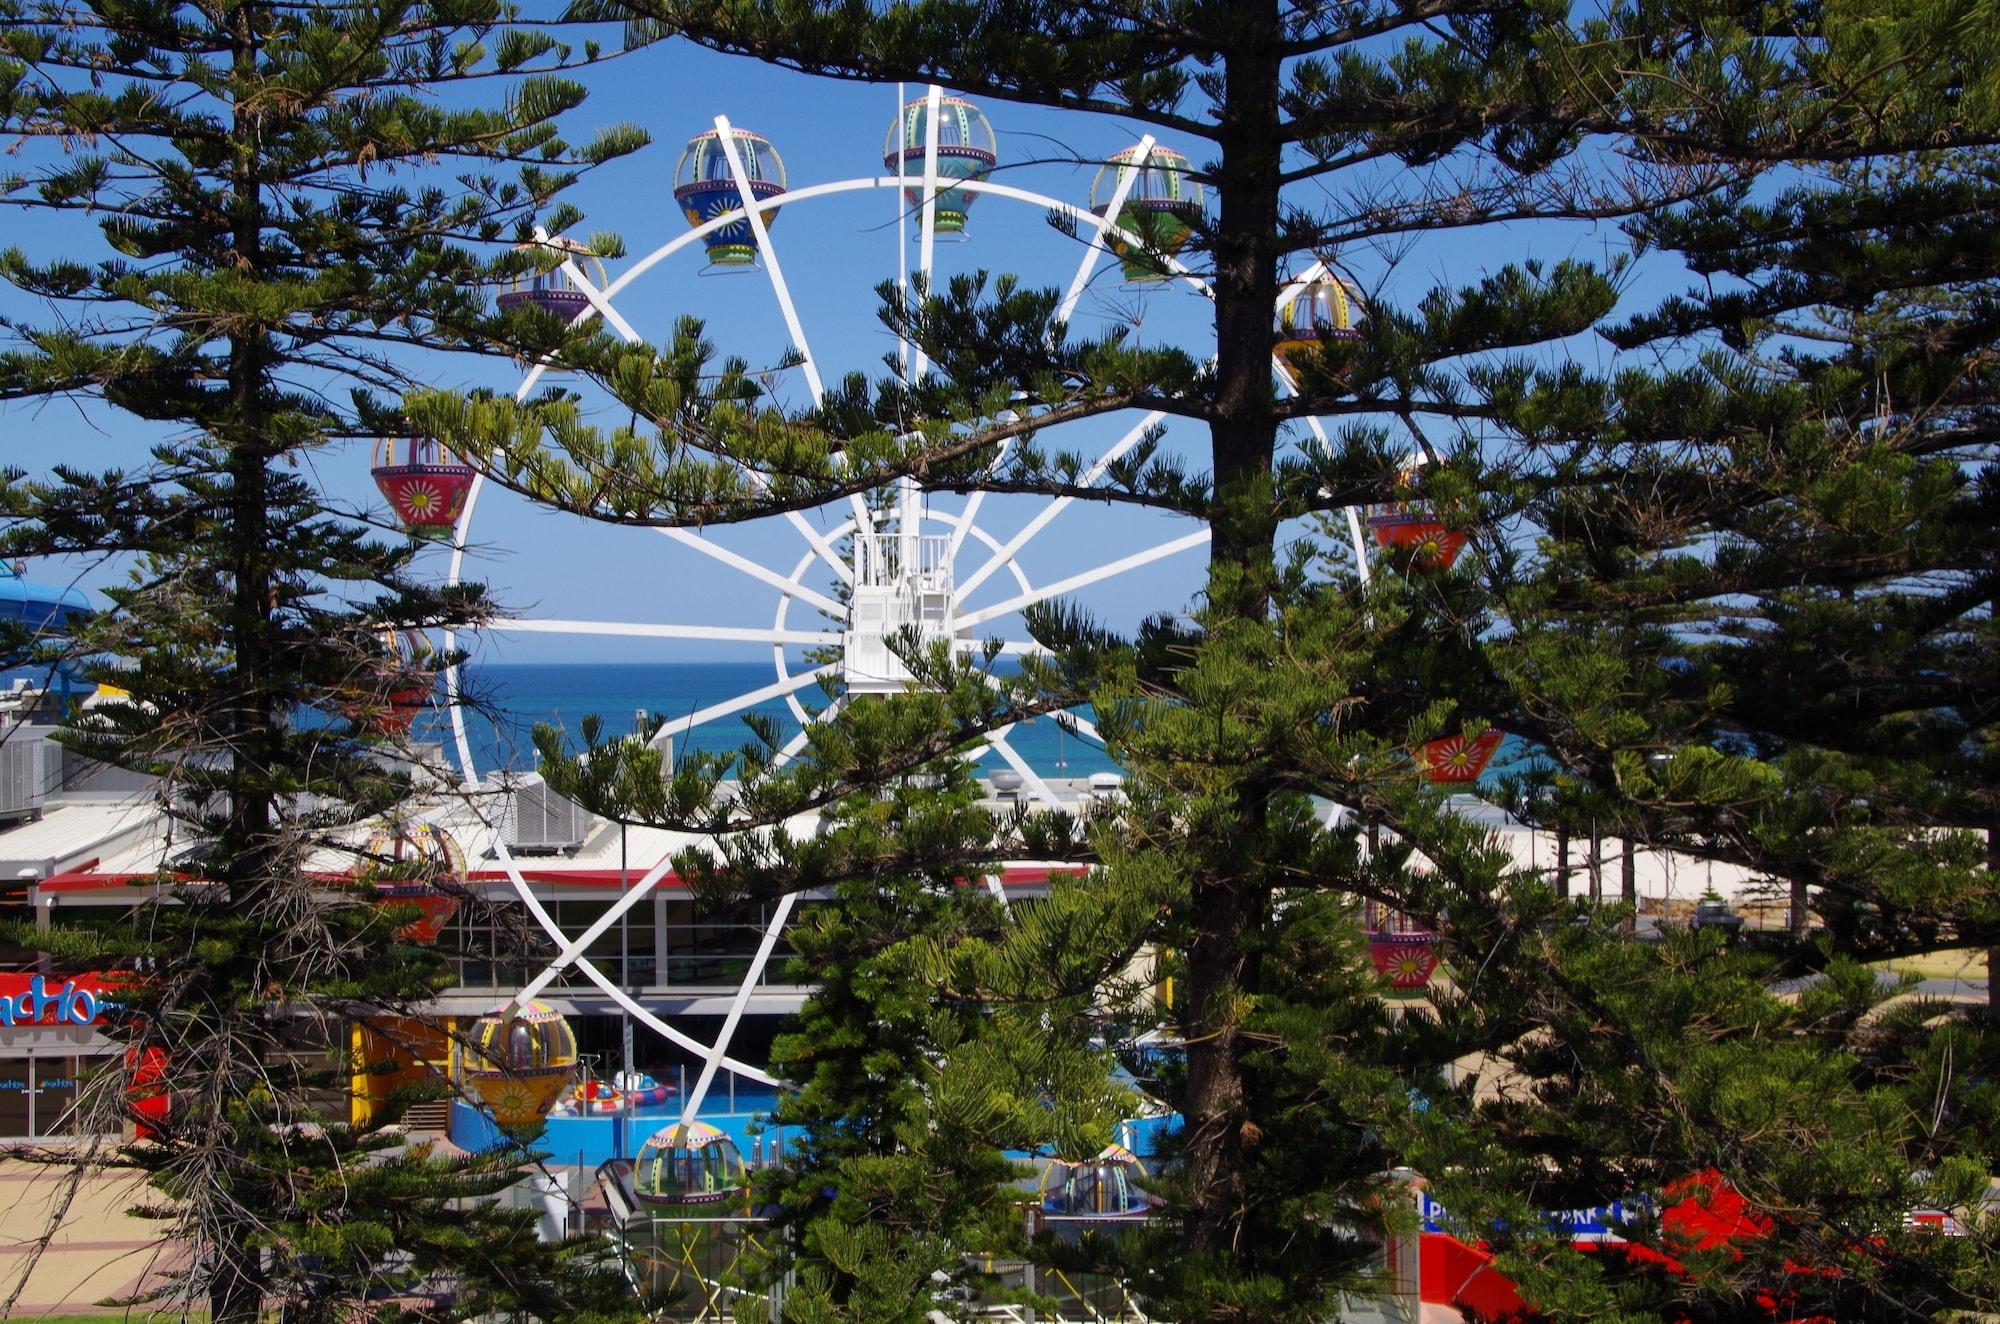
{"left": 367, "top": 628, "right": 435, "bottom": 737}
{"left": 1368, "top": 467, "right": 1466, "bottom": 570}
{"left": 361, "top": 821, "right": 463, "bottom": 944}
{"left": 1368, "top": 502, "right": 1465, "bottom": 570}
{"left": 1420, "top": 728, "right": 1502, "bottom": 785}
{"left": 372, "top": 436, "right": 474, "bottom": 540}
{"left": 1363, "top": 900, "right": 1439, "bottom": 994}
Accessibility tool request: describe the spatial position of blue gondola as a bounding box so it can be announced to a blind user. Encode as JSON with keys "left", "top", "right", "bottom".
{"left": 674, "top": 129, "right": 786, "bottom": 269}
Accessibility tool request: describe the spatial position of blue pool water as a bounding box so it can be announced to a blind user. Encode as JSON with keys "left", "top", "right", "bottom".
{"left": 450, "top": 1095, "right": 1176, "bottom": 1169}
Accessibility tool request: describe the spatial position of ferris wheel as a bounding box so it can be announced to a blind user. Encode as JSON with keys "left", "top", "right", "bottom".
{"left": 404, "top": 86, "right": 1387, "bottom": 1104}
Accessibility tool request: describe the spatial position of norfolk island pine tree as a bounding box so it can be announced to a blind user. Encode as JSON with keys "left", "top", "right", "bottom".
{"left": 411, "top": 2, "right": 2000, "bottom": 1321}
{"left": 0, "top": 2, "right": 655, "bottom": 1319}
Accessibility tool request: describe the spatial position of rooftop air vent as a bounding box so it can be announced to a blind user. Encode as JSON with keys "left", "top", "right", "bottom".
{"left": 495, "top": 773, "right": 592, "bottom": 855}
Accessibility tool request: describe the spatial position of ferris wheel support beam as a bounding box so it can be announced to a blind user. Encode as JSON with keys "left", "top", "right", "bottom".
{"left": 956, "top": 528, "right": 1210, "bottom": 632}
{"left": 678, "top": 890, "right": 799, "bottom": 1126}
{"left": 479, "top": 831, "right": 779, "bottom": 1084}
{"left": 713, "top": 114, "right": 877, "bottom": 577}
{"left": 517, "top": 855, "right": 679, "bottom": 1005}
{"left": 715, "top": 115, "right": 824, "bottom": 404}
{"left": 1275, "top": 257, "right": 1330, "bottom": 321}
{"left": 556, "top": 255, "right": 644, "bottom": 346}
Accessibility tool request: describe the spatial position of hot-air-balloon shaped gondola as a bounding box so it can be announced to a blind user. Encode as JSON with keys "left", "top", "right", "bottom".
{"left": 360, "top": 821, "right": 463, "bottom": 944}
{"left": 633, "top": 1121, "right": 751, "bottom": 1212}
{"left": 1041, "top": 1144, "right": 1156, "bottom": 1224}
{"left": 363, "top": 628, "right": 435, "bottom": 737}
{"left": 1420, "top": 728, "right": 1502, "bottom": 785}
{"left": 1090, "top": 145, "right": 1205, "bottom": 283}
{"left": 1367, "top": 470, "right": 1465, "bottom": 571}
{"left": 464, "top": 1001, "right": 578, "bottom": 1129}
{"left": 674, "top": 128, "right": 785, "bottom": 269}
{"left": 495, "top": 234, "right": 607, "bottom": 324}
{"left": 883, "top": 95, "right": 997, "bottom": 235}
{"left": 372, "top": 436, "right": 474, "bottom": 541}
{"left": 1363, "top": 900, "right": 1439, "bottom": 994}
{"left": 1274, "top": 275, "right": 1363, "bottom": 378}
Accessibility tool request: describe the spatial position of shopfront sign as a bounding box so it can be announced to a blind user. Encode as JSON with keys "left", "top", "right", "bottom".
{"left": 0, "top": 974, "right": 113, "bottom": 1027}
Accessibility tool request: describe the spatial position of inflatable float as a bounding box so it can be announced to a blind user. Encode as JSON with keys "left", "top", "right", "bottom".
{"left": 552, "top": 1074, "right": 676, "bottom": 1116}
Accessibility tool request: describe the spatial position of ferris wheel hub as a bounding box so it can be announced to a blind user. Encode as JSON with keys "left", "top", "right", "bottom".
{"left": 842, "top": 528, "right": 956, "bottom": 695}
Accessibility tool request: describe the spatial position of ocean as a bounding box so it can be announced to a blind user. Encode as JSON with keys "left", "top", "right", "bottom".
{"left": 421, "top": 661, "right": 1120, "bottom": 780}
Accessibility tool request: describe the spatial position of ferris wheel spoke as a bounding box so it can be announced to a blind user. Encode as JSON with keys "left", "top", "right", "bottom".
{"left": 487, "top": 618, "right": 839, "bottom": 646}
{"left": 942, "top": 437, "right": 1014, "bottom": 568}
{"left": 653, "top": 663, "right": 839, "bottom": 743}
{"left": 1057, "top": 136, "right": 1155, "bottom": 325}
{"left": 658, "top": 526, "right": 848, "bottom": 615}
{"left": 770, "top": 694, "right": 843, "bottom": 770}
{"left": 711, "top": 115, "right": 869, "bottom": 588}
{"left": 909, "top": 84, "right": 945, "bottom": 383}
{"left": 716, "top": 115, "right": 823, "bottom": 402}
{"left": 955, "top": 409, "right": 1167, "bottom": 600}
{"left": 955, "top": 527, "right": 1210, "bottom": 632}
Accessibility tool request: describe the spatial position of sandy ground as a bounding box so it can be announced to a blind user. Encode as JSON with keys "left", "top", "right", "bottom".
{"left": 0, "top": 1154, "right": 186, "bottom": 1318}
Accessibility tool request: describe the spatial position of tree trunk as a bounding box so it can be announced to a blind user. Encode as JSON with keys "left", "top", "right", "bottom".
{"left": 1620, "top": 835, "right": 1636, "bottom": 933}
{"left": 210, "top": 6, "right": 276, "bottom": 1319}
{"left": 1178, "top": 0, "right": 1281, "bottom": 1281}
{"left": 1555, "top": 825, "right": 1569, "bottom": 900}
{"left": 1587, "top": 823, "right": 1603, "bottom": 906}
{"left": 1791, "top": 877, "right": 1810, "bottom": 942}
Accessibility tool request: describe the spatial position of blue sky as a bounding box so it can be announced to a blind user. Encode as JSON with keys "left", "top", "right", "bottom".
{"left": 2, "top": 30, "right": 1697, "bottom": 670}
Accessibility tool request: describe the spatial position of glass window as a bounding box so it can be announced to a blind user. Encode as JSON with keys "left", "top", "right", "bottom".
{"left": 30, "top": 1055, "right": 78, "bottom": 1137}
{"left": 0, "top": 1057, "right": 29, "bottom": 1136}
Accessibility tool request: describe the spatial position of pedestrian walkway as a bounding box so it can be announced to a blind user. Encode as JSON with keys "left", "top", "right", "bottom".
{"left": 0, "top": 1155, "right": 184, "bottom": 1318}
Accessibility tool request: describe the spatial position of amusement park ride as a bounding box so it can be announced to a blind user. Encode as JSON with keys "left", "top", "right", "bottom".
{"left": 355, "top": 84, "right": 1516, "bottom": 1318}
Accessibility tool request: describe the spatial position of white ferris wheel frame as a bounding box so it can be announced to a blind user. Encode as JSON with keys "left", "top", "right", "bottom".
{"left": 434, "top": 88, "right": 1372, "bottom": 1110}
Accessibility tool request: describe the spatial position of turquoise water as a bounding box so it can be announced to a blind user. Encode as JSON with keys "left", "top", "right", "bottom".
{"left": 422, "top": 660, "right": 1119, "bottom": 778}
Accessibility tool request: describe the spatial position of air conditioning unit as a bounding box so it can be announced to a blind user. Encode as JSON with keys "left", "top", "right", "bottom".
{"left": 0, "top": 731, "right": 52, "bottom": 823}
{"left": 496, "top": 774, "right": 592, "bottom": 854}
